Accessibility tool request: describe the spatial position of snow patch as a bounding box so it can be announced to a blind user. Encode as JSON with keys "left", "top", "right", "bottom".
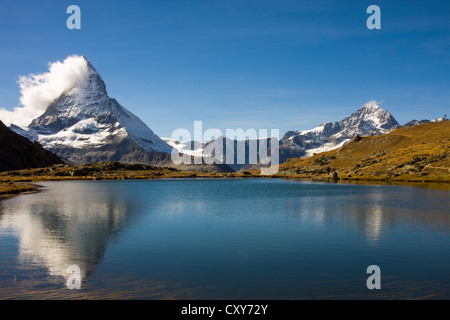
{"left": 304, "top": 139, "right": 349, "bottom": 158}
{"left": 162, "top": 138, "right": 204, "bottom": 157}
{"left": 38, "top": 119, "right": 126, "bottom": 149}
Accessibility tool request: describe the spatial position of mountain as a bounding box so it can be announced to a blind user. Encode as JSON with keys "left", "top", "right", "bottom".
{"left": 0, "top": 120, "right": 64, "bottom": 172}
{"left": 402, "top": 119, "right": 431, "bottom": 127}
{"left": 3, "top": 56, "right": 408, "bottom": 171}
{"left": 402, "top": 116, "right": 447, "bottom": 127}
{"left": 279, "top": 102, "right": 399, "bottom": 160}
{"left": 276, "top": 120, "right": 450, "bottom": 182}
{"left": 10, "top": 57, "right": 173, "bottom": 165}
{"left": 164, "top": 102, "right": 400, "bottom": 170}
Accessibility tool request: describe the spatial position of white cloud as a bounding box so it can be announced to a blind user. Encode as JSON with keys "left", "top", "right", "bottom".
{"left": 0, "top": 55, "right": 89, "bottom": 127}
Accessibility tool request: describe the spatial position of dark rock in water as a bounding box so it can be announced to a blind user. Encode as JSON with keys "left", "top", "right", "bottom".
{"left": 0, "top": 120, "right": 65, "bottom": 172}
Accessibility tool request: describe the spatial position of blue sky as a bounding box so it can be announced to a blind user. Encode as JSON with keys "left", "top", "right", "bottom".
{"left": 0, "top": 0, "right": 449, "bottom": 137}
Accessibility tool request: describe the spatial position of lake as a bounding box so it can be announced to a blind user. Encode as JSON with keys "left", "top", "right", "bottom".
{"left": 0, "top": 178, "right": 449, "bottom": 299}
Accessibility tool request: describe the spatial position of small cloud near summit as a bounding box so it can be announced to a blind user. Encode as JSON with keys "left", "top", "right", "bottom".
{"left": 362, "top": 100, "right": 382, "bottom": 110}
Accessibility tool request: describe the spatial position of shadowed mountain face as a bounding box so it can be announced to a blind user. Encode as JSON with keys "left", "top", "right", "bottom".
{"left": 0, "top": 120, "right": 64, "bottom": 172}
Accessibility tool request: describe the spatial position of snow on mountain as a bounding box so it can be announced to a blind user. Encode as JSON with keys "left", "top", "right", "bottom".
{"left": 162, "top": 138, "right": 205, "bottom": 158}
{"left": 162, "top": 102, "right": 401, "bottom": 169}
{"left": 5, "top": 56, "right": 418, "bottom": 169}
{"left": 280, "top": 101, "right": 399, "bottom": 160}
{"left": 8, "top": 124, "right": 36, "bottom": 141}
{"left": 401, "top": 115, "right": 448, "bottom": 128}
{"left": 9, "top": 56, "right": 173, "bottom": 164}
{"left": 430, "top": 117, "right": 447, "bottom": 123}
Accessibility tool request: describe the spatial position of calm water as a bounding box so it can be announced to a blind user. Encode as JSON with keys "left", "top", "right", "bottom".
{"left": 0, "top": 178, "right": 449, "bottom": 299}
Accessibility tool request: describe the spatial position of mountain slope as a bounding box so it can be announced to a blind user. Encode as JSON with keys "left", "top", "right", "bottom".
{"left": 10, "top": 56, "right": 173, "bottom": 165}
{"left": 280, "top": 101, "right": 399, "bottom": 159}
{"left": 277, "top": 121, "right": 450, "bottom": 182}
{"left": 0, "top": 120, "right": 64, "bottom": 172}
{"left": 165, "top": 102, "right": 400, "bottom": 170}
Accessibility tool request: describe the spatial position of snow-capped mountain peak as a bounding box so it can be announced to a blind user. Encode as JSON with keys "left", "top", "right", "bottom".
{"left": 10, "top": 55, "right": 172, "bottom": 164}
{"left": 347, "top": 101, "right": 395, "bottom": 129}
{"left": 30, "top": 57, "right": 111, "bottom": 129}
{"left": 280, "top": 102, "right": 399, "bottom": 158}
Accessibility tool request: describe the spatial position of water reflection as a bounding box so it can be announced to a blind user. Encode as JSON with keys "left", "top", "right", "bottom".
{"left": 0, "top": 179, "right": 449, "bottom": 299}
{"left": 0, "top": 181, "right": 139, "bottom": 283}
{"left": 281, "top": 185, "right": 449, "bottom": 246}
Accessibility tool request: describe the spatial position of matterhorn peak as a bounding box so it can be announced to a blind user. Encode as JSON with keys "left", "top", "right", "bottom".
{"left": 75, "top": 57, "right": 109, "bottom": 102}
{"left": 9, "top": 55, "right": 172, "bottom": 164}
{"left": 42, "top": 55, "right": 107, "bottom": 103}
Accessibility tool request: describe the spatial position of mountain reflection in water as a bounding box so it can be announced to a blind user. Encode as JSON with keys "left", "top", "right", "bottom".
{"left": 0, "top": 179, "right": 449, "bottom": 299}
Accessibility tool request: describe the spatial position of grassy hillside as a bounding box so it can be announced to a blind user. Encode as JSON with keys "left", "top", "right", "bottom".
{"left": 277, "top": 121, "right": 450, "bottom": 182}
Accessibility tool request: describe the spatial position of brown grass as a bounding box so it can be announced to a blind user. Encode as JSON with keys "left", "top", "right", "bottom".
{"left": 275, "top": 121, "right": 450, "bottom": 182}
{"left": 0, "top": 181, "right": 36, "bottom": 195}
